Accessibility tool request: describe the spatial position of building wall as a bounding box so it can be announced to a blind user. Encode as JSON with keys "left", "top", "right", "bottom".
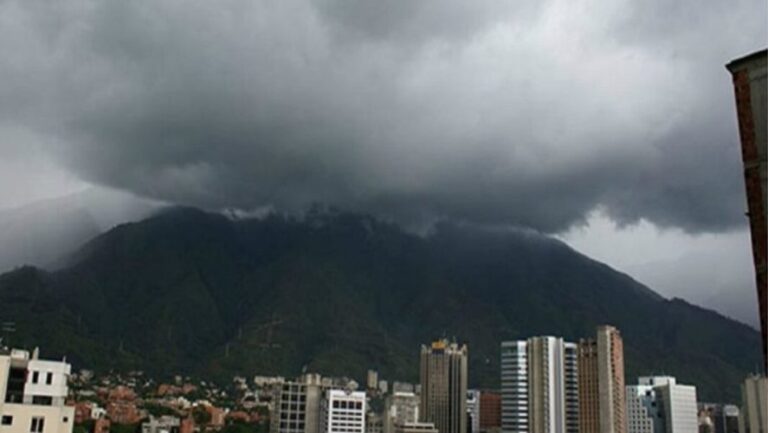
{"left": 727, "top": 49, "right": 768, "bottom": 373}
{"left": 24, "top": 360, "right": 71, "bottom": 406}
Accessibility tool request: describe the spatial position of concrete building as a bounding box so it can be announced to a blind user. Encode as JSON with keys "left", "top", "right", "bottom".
{"left": 384, "top": 392, "right": 420, "bottom": 433}
{"left": 726, "top": 49, "right": 768, "bottom": 373}
{"left": 578, "top": 326, "right": 626, "bottom": 433}
{"left": 395, "top": 423, "right": 439, "bottom": 433}
{"left": 271, "top": 374, "right": 328, "bottom": 433}
{"left": 739, "top": 375, "right": 767, "bottom": 433}
{"left": 468, "top": 390, "right": 481, "bottom": 433}
{"left": 420, "top": 339, "right": 468, "bottom": 433}
{"left": 0, "top": 348, "right": 74, "bottom": 433}
{"left": 500, "top": 337, "right": 578, "bottom": 433}
{"left": 321, "top": 389, "right": 366, "bottom": 433}
{"left": 141, "top": 416, "right": 180, "bottom": 433}
{"left": 626, "top": 377, "right": 697, "bottom": 433}
{"left": 479, "top": 392, "right": 501, "bottom": 433}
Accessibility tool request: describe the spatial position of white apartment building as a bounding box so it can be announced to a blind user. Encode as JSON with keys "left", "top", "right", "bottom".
{"left": 0, "top": 348, "right": 74, "bottom": 433}
{"left": 626, "top": 377, "right": 697, "bottom": 433}
{"left": 500, "top": 337, "right": 578, "bottom": 433}
{"left": 321, "top": 389, "right": 366, "bottom": 433}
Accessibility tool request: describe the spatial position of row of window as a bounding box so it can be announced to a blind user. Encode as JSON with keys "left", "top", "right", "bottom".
{"left": 331, "top": 401, "right": 363, "bottom": 410}
{"left": 1, "top": 414, "right": 69, "bottom": 432}
{"left": 30, "top": 371, "right": 54, "bottom": 386}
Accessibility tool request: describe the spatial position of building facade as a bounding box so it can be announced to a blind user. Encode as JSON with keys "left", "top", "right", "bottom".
{"left": 578, "top": 326, "right": 626, "bottom": 433}
{"left": 0, "top": 348, "right": 74, "bottom": 433}
{"left": 420, "top": 339, "right": 468, "bottom": 433}
{"left": 726, "top": 49, "right": 768, "bottom": 373}
{"left": 500, "top": 337, "right": 578, "bottom": 433}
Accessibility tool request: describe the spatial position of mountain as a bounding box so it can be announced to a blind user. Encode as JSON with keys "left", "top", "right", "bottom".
{"left": 0, "top": 207, "right": 760, "bottom": 401}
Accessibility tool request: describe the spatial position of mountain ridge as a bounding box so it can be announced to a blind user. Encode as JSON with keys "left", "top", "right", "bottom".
{"left": 0, "top": 207, "right": 760, "bottom": 401}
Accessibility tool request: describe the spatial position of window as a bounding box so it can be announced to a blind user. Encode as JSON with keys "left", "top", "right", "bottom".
{"left": 46, "top": 373, "right": 53, "bottom": 385}
{"left": 32, "top": 396, "right": 53, "bottom": 406}
{"left": 63, "top": 417, "right": 69, "bottom": 423}
{"left": 32, "top": 371, "right": 40, "bottom": 384}
{"left": 31, "top": 417, "right": 45, "bottom": 433}
{"left": 1, "top": 416, "right": 12, "bottom": 426}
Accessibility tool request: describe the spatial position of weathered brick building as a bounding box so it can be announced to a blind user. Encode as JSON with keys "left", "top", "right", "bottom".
{"left": 727, "top": 49, "right": 767, "bottom": 373}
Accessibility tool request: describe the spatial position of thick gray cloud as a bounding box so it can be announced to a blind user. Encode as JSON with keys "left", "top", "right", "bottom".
{"left": 0, "top": 0, "right": 765, "bottom": 233}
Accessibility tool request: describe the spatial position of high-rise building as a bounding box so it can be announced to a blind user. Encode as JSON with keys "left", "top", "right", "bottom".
{"left": 626, "top": 377, "right": 697, "bottom": 433}
{"left": 479, "top": 391, "right": 501, "bottom": 433}
{"left": 321, "top": 389, "right": 366, "bottom": 433}
{"left": 500, "top": 337, "right": 578, "bottom": 433}
{"left": 271, "top": 374, "right": 328, "bottom": 433}
{"left": 739, "top": 375, "right": 767, "bottom": 433}
{"left": 578, "top": 326, "right": 626, "bottom": 433}
{"left": 468, "top": 390, "right": 481, "bottom": 433}
{"left": 420, "top": 339, "right": 468, "bottom": 433}
{"left": 0, "top": 347, "right": 74, "bottom": 433}
{"left": 726, "top": 49, "right": 768, "bottom": 373}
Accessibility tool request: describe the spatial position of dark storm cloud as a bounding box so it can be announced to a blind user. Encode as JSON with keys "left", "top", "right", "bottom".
{"left": 0, "top": 0, "right": 764, "bottom": 233}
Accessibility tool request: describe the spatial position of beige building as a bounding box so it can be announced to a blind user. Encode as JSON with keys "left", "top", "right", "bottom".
{"left": 739, "top": 375, "right": 767, "bottom": 433}
{"left": 420, "top": 339, "right": 468, "bottom": 433}
{"left": 578, "top": 326, "right": 626, "bottom": 433}
{"left": 0, "top": 348, "right": 74, "bottom": 433}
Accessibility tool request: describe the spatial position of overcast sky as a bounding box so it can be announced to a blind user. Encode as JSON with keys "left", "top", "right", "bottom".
{"left": 0, "top": 0, "right": 765, "bottom": 326}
